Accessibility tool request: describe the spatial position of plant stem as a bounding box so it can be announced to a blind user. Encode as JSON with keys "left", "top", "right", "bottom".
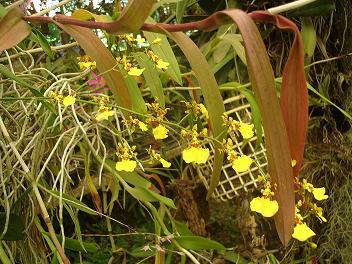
{"left": 0, "top": 243, "right": 11, "bottom": 264}
{"left": 268, "top": 0, "right": 317, "bottom": 15}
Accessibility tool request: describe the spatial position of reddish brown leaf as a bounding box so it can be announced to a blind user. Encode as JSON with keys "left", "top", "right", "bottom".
{"left": 54, "top": 23, "right": 132, "bottom": 110}
{"left": 142, "top": 9, "right": 305, "bottom": 245}
{"left": 0, "top": 8, "right": 30, "bottom": 53}
{"left": 217, "top": 10, "right": 295, "bottom": 245}
{"left": 249, "top": 11, "right": 308, "bottom": 178}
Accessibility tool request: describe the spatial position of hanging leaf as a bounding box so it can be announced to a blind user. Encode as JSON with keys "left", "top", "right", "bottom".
{"left": 30, "top": 28, "right": 53, "bottom": 58}
{"left": 250, "top": 12, "right": 308, "bottom": 179}
{"left": 222, "top": 34, "right": 247, "bottom": 65}
{"left": 0, "top": 7, "right": 30, "bottom": 53}
{"left": 52, "top": 0, "right": 155, "bottom": 34}
{"left": 144, "top": 19, "right": 183, "bottom": 85}
{"left": 128, "top": 186, "right": 176, "bottom": 209}
{"left": 162, "top": 31, "right": 226, "bottom": 200}
{"left": 40, "top": 186, "right": 98, "bottom": 215}
{"left": 134, "top": 52, "right": 165, "bottom": 107}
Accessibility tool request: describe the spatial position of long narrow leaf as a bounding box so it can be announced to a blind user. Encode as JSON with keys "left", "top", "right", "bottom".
{"left": 219, "top": 10, "right": 295, "bottom": 245}
{"left": 144, "top": 18, "right": 183, "bottom": 85}
{"left": 134, "top": 52, "right": 165, "bottom": 107}
{"left": 249, "top": 12, "right": 308, "bottom": 178}
{"left": 54, "top": 23, "right": 132, "bottom": 110}
{"left": 162, "top": 30, "right": 226, "bottom": 199}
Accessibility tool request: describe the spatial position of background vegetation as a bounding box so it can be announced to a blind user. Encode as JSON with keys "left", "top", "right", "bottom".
{"left": 1, "top": 0, "right": 351, "bottom": 263}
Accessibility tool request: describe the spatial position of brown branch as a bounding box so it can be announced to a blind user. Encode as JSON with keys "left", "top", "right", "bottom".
{"left": 23, "top": 13, "right": 226, "bottom": 33}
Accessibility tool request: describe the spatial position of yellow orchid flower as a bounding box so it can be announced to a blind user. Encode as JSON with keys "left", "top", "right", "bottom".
{"left": 250, "top": 197, "right": 279, "bottom": 217}
{"left": 232, "top": 155, "right": 252, "bottom": 173}
{"left": 198, "top": 103, "right": 209, "bottom": 119}
{"left": 151, "top": 38, "right": 162, "bottom": 45}
{"left": 152, "top": 124, "right": 169, "bottom": 140}
{"left": 156, "top": 59, "right": 169, "bottom": 70}
{"left": 160, "top": 158, "right": 171, "bottom": 168}
{"left": 138, "top": 121, "right": 148, "bottom": 132}
{"left": 238, "top": 122, "right": 254, "bottom": 139}
{"left": 292, "top": 223, "right": 316, "bottom": 242}
{"left": 115, "top": 159, "right": 137, "bottom": 172}
{"left": 182, "top": 146, "right": 210, "bottom": 164}
{"left": 96, "top": 110, "right": 115, "bottom": 121}
{"left": 128, "top": 67, "right": 145, "bottom": 76}
{"left": 62, "top": 95, "right": 76, "bottom": 106}
{"left": 77, "top": 55, "right": 96, "bottom": 70}
{"left": 312, "top": 187, "right": 328, "bottom": 201}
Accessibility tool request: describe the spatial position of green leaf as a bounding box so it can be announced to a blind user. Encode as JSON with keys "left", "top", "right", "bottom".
{"left": 105, "top": 159, "right": 152, "bottom": 188}
{"left": 301, "top": 18, "right": 316, "bottom": 58}
{"left": 0, "top": 213, "right": 25, "bottom": 241}
{"left": 174, "top": 236, "right": 225, "bottom": 250}
{"left": 50, "top": 252, "right": 60, "bottom": 264}
{"left": 30, "top": 28, "right": 53, "bottom": 58}
{"left": 306, "top": 82, "right": 352, "bottom": 121}
{"left": 174, "top": 220, "right": 194, "bottom": 236}
{"left": 222, "top": 34, "right": 247, "bottom": 65}
{"left": 42, "top": 232, "right": 98, "bottom": 253}
{"left": 120, "top": 172, "right": 151, "bottom": 188}
{"left": 176, "top": 0, "right": 191, "bottom": 23}
{"left": 150, "top": 0, "right": 183, "bottom": 15}
{"left": 212, "top": 40, "right": 232, "bottom": 63}
{"left": 118, "top": 65, "right": 147, "bottom": 115}
{"left": 220, "top": 251, "right": 248, "bottom": 264}
{"left": 144, "top": 20, "right": 183, "bottom": 85}
{"left": 0, "top": 4, "right": 6, "bottom": 18}
{"left": 164, "top": 31, "right": 226, "bottom": 199}
{"left": 128, "top": 187, "right": 176, "bottom": 209}
{"left": 64, "top": 204, "right": 85, "bottom": 252}
{"left": 0, "top": 7, "right": 30, "bottom": 53}
{"left": 134, "top": 52, "right": 165, "bottom": 107}
{"left": 40, "top": 186, "right": 97, "bottom": 215}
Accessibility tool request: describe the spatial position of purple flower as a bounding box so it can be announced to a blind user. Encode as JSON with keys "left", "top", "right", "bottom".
{"left": 88, "top": 72, "right": 106, "bottom": 92}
